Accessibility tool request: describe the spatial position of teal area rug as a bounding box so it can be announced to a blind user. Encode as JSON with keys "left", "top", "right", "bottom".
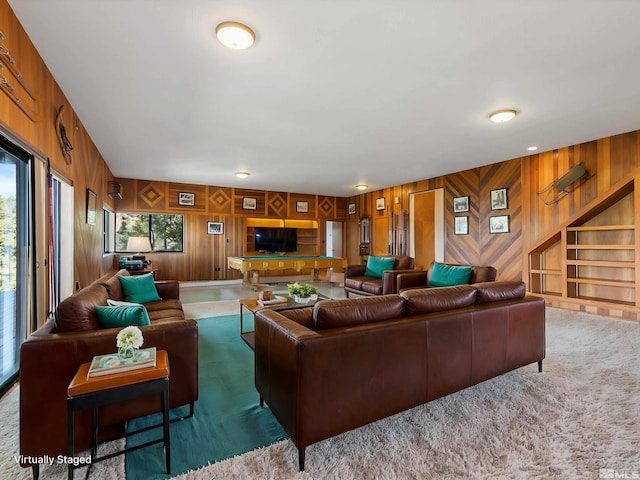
{"left": 125, "top": 314, "right": 286, "bottom": 479}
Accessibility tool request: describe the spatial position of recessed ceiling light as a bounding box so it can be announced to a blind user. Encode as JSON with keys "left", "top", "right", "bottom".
{"left": 527, "top": 146, "right": 538, "bottom": 151}
{"left": 235, "top": 171, "right": 250, "bottom": 178}
{"left": 216, "top": 22, "right": 255, "bottom": 50}
{"left": 489, "top": 109, "right": 517, "bottom": 123}
{"left": 356, "top": 184, "right": 368, "bottom": 191}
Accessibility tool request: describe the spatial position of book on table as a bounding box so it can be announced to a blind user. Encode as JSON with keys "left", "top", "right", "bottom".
{"left": 257, "top": 295, "right": 288, "bottom": 307}
{"left": 88, "top": 347, "right": 157, "bottom": 378}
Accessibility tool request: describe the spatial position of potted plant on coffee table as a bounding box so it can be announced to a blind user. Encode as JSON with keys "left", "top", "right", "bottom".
{"left": 287, "top": 282, "right": 318, "bottom": 304}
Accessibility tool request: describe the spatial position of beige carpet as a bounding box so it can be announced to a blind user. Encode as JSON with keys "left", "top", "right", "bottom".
{"left": 183, "top": 300, "right": 241, "bottom": 319}
{"left": 2, "top": 307, "right": 638, "bottom": 479}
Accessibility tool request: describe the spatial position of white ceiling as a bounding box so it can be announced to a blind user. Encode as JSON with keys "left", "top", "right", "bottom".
{"left": 9, "top": 0, "right": 640, "bottom": 197}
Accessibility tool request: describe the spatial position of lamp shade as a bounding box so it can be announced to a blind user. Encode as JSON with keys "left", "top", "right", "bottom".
{"left": 126, "top": 236, "right": 152, "bottom": 252}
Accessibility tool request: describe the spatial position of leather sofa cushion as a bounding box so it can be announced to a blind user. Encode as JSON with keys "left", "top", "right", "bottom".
{"left": 344, "top": 276, "right": 365, "bottom": 290}
{"left": 280, "top": 307, "right": 314, "bottom": 328}
{"left": 56, "top": 283, "right": 108, "bottom": 332}
{"left": 361, "top": 279, "right": 383, "bottom": 295}
{"left": 400, "top": 285, "right": 477, "bottom": 316}
{"left": 144, "top": 298, "right": 183, "bottom": 312}
{"left": 101, "top": 270, "right": 128, "bottom": 301}
{"left": 470, "top": 266, "right": 497, "bottom": 283}
{"left": 148, "top": 309, "right": 186, "bottom": 322}
{"left": 475, "top": 281, "right": 526, "bottom": 304}
{"left": 313, "top": 295, "right": 405, "bottom": 330}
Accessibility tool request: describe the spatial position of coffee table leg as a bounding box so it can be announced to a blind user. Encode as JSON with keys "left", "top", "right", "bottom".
{"left": 162, "top": 381, "right": 171, "bottom": 474}
{"left": 67, "top": 400, "right": 74, "bottom": 480}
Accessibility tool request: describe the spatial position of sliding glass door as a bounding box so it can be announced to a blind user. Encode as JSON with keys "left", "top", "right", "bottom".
{"left": 0, "top": 138, "right": 32, "bottom": 392}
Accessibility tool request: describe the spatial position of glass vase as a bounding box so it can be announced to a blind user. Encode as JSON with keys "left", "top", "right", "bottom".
{"left": 118, "top": 345, "right": 137, "bottom": 362}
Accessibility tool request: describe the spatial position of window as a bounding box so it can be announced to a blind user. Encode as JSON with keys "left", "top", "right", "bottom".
{"left": 115, "top": 213, "right": 184, "bottom": 252}
{"left": 103, "top": 207, "right": 115, "bottom": 253}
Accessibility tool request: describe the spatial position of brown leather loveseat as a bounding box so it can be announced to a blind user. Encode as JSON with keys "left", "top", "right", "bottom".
{"left": 343, "top": 255, "right": 416, "bottom": 297}
{"left": 19, "top": 270, "right": 198, "bottom": 477}
{"left": 396, "top": 261, "right": 497, "bottom": 292}
{"left": 255, "top": 281, "right": 545, "bottom": 470}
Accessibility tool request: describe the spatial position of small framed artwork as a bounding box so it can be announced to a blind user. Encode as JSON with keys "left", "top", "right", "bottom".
{"left": 489, "top": 215, "right": 510, "bottom": 234}
{"left": 86, "top": 188, "right": 97, "bottom": 225}
{"left": 454, "top": 216, "right": 468, "bottom": 235}
{"left": 376, "top": 197, "right": 386, "bottom": 211}
{"left": 243, "top": 197, "right": 257, "bottom": 210}
{"left": 207, "top": 221, "right": 224, "bottom": 235}
{"left": 348, "top": 203, "right": 356, "bottom": 215}
{"left": 178, "top": 192, "right": 195, "bottom": 206}
{"left": 491, "top": 188, "right": 508, "bottom": 210}
{"left": 296, "top": 201, "right": 309, "bottom": 213}
{"left": 453, "top": 196, "right": 469, "bottom": 213}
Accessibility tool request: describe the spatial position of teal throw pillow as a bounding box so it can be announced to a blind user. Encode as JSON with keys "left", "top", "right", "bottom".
{"left": 118, "top": 273, "right": 162, "bottom": 303}
{"left": 364, "top": 256, "right": 396, "bottom": 278}
{"left": 95, "top": 305, "right": 151, "bottom": 329}
{"left": 429, "top": 262, "right": 473, "bottom": 287}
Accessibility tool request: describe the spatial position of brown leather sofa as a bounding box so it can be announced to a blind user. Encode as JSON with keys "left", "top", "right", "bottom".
{"left": 396, "top": 261, "right": 497, "bottom": 292}
{"left": 343, "top": 255, "right": 415, "bottom": 297}
{"left": 255, "top": 281, "right": 545, "bottom": 470}
{"left": 19, "top": 270, "right": 198, "bottom": 477}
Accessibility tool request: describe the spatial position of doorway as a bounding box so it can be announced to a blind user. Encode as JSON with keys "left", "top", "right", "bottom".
{"left": 409, "top": 189, "right": 444, "bottom": 270}
{"left": 326, "top": 221, "right": 343, "bottom": 257}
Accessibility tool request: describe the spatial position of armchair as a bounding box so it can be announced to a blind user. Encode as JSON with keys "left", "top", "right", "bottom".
{"left": 344, "top": 255, "right": 415, "bottom": 297}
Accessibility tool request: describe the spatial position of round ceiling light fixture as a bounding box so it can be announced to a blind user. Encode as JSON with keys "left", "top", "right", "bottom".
{"left": 216, "top": 21, "right": 255, "bottom": 50}
{"left": 356, "top": 184, "right": 368, "bottom": 191}
{"left": 235, "top": 171, "right": 250, "bottom": 178}
{"left": 489, "top": 109, "right": 517, "bottom": 123}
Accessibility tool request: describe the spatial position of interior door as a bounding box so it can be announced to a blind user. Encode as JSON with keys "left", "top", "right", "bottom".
{"left": 326, "top": 221, "right": 343, "bottom": 257}
{"left": 410, "top": 189, "right": 444, "bottom": 270}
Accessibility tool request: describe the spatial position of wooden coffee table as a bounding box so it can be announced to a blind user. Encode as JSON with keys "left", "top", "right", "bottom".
{"left": 239, "top": 294, "right": 330, "bottom": 349}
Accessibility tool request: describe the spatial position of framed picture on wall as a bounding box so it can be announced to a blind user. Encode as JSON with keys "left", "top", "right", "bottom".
{"left": 491, "top": 188, "right": 508, "bottom": 210}
{"left": 207, "top": 222, "right": 224, "bottom": 235}
{"left": 489, "top": 215, "right": 510, "bottom": 233}
{"left": 454, "top": 216, "right": 468, "bottom": 235}
{"left": 348, "top": 203, "right": 356, "bottom": 215}
{"left": 376, "top": 197, "right": 386, "bottom": 211}
{"left": 296, "top": 201, "right": 309, "bottom": 213}
{"left": 453, "top": 196, "right": 469, "bottom": 213}
{"left": 86, "top": 188, "right": 97, "bottom": 225}
{"left": 243, "top": 197, "right": 257, "bottom": 210}
{"left": 178, "top": 192, "right": 195, "bottom": 206}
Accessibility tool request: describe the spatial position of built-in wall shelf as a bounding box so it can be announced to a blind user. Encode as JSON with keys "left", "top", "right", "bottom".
{"left": 244, "top": 217, "right": 319, "bottom": 256}
{"left": 527, "top": 174, "right": 638, "bottom": 312}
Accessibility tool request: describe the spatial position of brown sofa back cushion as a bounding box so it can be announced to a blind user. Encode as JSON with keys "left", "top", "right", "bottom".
{"left": 475, "top": 281, "right": 526, "bottom": 304}
{"left": 400, "top": 285, "right": 477, "bottom": 316}
{"left": 426, "top": 262, "right": 497, "bottom": 285}
{"left": 313, "top": 295, "right": 405, "bottom": 330}
{"left": 100, "top": 269, "right": 129, "bottom": 301}
{"left": 394, "top": 256, "right": 415, "bottom": 270}
{"left": 56, "top": 283, "right": 109, "bottom": 332}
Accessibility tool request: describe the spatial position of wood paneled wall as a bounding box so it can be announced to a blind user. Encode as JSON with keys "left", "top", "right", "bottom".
{"left": 114, "top": 178, "right": 347, "bottom": 281}
{"left": 0, "top": 0, "right": 116, "bottom": 323}
{"left": 346, "top": 130, "right": 640, "bottom": 295}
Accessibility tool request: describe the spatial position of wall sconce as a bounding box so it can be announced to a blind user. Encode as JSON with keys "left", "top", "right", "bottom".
{"left": 108, "top": 181, "right": 122, "bottom": 199}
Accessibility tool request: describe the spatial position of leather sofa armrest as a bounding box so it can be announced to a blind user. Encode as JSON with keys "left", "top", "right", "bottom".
{"left": 382, "top": 269, "right": 419, "bottom": 294}
{"left": 344, "top": 264, "right": 366, "bottom": 278}
{"left": 155, "top": 280, "right": 179, "bottom": 299}
{"left": 396, "top": 271, "right": 428, "bottom": 292}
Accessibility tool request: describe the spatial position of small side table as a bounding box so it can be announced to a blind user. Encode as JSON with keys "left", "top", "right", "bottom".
{"left": 67, "top": 350, "right": 171, "bottom": 480}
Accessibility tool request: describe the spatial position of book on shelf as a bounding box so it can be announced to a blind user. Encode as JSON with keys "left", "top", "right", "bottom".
{"left": 257, "top": 295, "right": 288, "bottom": 307}
{"left": 88, "top": 347, "right": 157, "bottom": 378}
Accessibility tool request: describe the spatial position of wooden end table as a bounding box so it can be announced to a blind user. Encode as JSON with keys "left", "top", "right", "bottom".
{"left": 66, "top": 350, "right": 171, "bottom": 479}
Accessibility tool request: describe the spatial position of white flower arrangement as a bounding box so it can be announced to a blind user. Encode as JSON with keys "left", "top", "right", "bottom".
{"left": 116, "top": 326, "right": 144, "bottom": 349}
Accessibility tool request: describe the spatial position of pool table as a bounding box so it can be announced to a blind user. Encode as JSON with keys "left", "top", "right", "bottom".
{"left": 228, "top": 255, "right": 345, "bottom": 283}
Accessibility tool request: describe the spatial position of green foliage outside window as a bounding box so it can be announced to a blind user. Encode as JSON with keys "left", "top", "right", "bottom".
{"left": 116, "top": 213, "right": 183, "bottom": 252}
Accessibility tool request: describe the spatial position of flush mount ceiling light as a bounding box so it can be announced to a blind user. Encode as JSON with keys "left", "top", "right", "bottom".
{"left": 356, "top": 184, "right": 368, "bottom": 191}
{"left": 216, "top": 21, "right": 255, "bottom": 50}
{"left": 527, "top": 146, "right": 539, "bottom": 151}
{"left": 235, "top": 171, "right": 250, "bottom": 178}
{"left": 489, "top": 109, "right": 517, "bottom": 123}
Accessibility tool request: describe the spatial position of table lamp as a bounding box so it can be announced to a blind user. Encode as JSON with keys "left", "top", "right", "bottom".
{"left": 127, "top": 236, "right": 152, "bottom": 262}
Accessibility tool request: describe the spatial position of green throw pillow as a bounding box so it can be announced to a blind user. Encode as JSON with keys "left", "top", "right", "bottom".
{"left": 95, "top": 305, "right": 151, "bottom": 328}
{"left": 118, "top": 273, "right": 162, "bottom": 303}
{"left": 364, "top": 256, "right": 396, "bottom": 278}
{"left": 429, "top": 262, "right": 473, "bottom": 287}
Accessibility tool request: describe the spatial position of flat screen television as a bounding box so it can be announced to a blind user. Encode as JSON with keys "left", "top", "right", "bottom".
{"left": 254, "top": 227, "right": 297, "bottom": 253}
